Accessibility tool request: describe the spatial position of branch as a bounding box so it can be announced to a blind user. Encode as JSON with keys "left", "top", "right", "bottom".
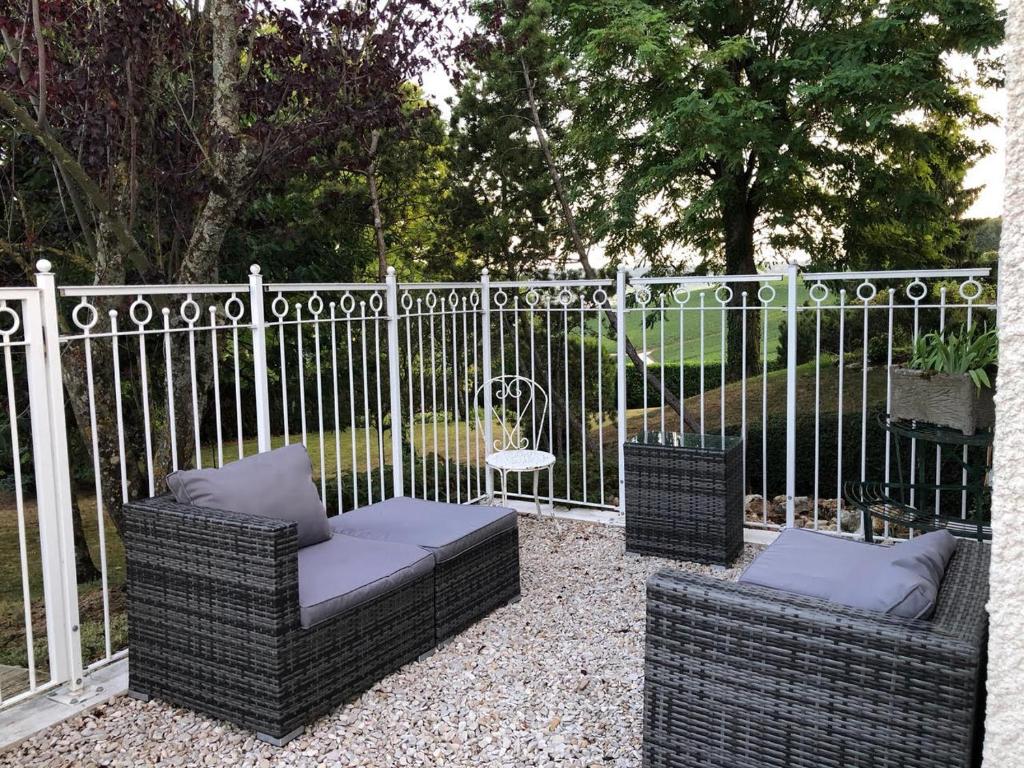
{"left": 0, "top": 89, "right": 150, "bottom": 273}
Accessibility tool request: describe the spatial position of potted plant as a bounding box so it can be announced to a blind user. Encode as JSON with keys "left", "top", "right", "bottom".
{"left": 890, "top": 323, "right": 997, "bottom": 435}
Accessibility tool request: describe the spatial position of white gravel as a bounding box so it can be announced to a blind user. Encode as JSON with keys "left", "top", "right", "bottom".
{"left": 3, "top": 518, "right": 761, "bottom": 768}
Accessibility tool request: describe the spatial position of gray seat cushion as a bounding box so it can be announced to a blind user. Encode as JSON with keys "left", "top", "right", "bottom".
{"left": 166, "top": 444, "right": 331, "bottom": 548}
{"left": 739, "top": 528, "right": 958, "bottom": 619}
{"left": 297, "top": 533, "right": 434, "bottom": 628}
{"left": 328, "top": 496, "right": 517, "bottom": 563}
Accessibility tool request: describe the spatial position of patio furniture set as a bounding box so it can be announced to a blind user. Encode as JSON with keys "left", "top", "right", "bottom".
{"left": 122, "top": 380, "right": 990, "bottom": 766}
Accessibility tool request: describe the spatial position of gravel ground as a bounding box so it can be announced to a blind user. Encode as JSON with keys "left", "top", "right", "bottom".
{"left": 3, "top": 518, "right": 761, "bottom": 768}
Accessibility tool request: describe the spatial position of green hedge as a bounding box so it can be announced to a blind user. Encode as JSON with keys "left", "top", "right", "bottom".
{"left": 624, "top": 363, "right": 730, "bottom": 409}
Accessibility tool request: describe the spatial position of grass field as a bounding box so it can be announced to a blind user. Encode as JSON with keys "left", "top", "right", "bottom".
{"left": 587, "top": 279, "right": 811, "bottom": 365}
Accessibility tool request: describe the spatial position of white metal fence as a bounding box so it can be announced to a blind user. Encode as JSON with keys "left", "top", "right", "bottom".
{"left": 0, "top": 260, "right": 995, "bottom": 708}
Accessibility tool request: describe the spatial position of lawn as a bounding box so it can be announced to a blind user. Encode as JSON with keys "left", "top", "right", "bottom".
{"left": 586, "top": 279, "right": 812, "bottom": 365}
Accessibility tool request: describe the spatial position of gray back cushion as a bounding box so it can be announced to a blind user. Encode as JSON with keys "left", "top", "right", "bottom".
{"left": 739, "top": 528, "right": 957, "bottom": 619}
{"left": 166, "top": 444, "right": 331, "bottom": 548}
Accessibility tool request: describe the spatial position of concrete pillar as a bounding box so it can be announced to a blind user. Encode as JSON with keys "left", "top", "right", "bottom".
{"left": 983, "top": 4, "right": 1024, "bottom": 765}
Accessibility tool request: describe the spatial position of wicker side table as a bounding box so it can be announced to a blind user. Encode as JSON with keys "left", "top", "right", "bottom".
{"left": 624, "top": 431, "right": 744, "bottom": 566}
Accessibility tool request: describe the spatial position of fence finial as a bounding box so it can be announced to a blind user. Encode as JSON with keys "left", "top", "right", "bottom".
{"left": 250, "top": 264, "right": 261, "bottom": 275}
{"left": 36, "top": 259, "right": 52, "bottom": 274}
{"left": 386, "top": 265, "right": 396, "bottom": 276}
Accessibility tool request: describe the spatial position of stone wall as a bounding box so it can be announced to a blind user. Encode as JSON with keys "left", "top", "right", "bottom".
{"left": 983, "top": 3, "right": 1024, "bottom": 765}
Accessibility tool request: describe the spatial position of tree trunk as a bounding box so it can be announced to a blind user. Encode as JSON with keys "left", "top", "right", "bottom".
{"left": 366, "top": 130, "right": 389, "bottom": 281}
{"left": 518, "top": 56, "right": 698, "bottom": 432}
{"left": 722, "top": 183, "right": 761, "bottom": 382}
{"left": 70, "top": 489, "right": 101, "bottom": 583}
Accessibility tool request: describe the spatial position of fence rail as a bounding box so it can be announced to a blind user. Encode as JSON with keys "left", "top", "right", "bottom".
{"left": 0, "top": 260, "right": 996, "bottom": 709}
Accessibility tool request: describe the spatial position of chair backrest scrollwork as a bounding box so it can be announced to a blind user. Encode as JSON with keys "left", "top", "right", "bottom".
{"left": 475, "top": 375, "right": 549, "bottom": 454}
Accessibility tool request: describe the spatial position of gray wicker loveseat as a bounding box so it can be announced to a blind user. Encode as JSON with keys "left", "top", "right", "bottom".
{"left": 643, "top": 536, "right": 989, "bottom": 768}
{"left": 123, "top": 447, "right": 520, "bottom": 746}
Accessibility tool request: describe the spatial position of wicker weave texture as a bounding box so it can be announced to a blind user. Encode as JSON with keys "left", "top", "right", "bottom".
{"left": 643, "top": 540, "right": 990, "bottom": 768}
{"left": 624, "top": 438, "right": 744, "bottom": 565}
{"left": 434, "top": 527, "right": 521, "bottom": 641}
{"left": 125, "top": 496, "right": 435, "bottom": 740}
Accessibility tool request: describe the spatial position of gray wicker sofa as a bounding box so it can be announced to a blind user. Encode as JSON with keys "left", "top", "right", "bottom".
{"left": 643, "top": 538, "right": 989, "bottom": 768}
{"left": 124, "top": 494, "right": 520, "bottom": 746}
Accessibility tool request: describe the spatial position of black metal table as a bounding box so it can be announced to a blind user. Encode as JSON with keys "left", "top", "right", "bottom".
{"left": 844, "top": 414, "right": 993, "bottom": 542}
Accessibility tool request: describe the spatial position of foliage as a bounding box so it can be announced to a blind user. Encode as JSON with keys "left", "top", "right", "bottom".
{"left": 453, "top": 0, "right": 1003, "bottom": 275}
{"left": 623, "top": 363, "right": 730, "bottom": 410}
{"left": 909, "top": 323, "right": 998, "bottom": 389}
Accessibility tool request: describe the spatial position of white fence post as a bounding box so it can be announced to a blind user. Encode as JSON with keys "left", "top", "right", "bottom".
{"left": 616, "top": 267, "right": 628, "bottom": 520}
{"left": 785, "top": 262, "right": 799, "bottom": 528}
{"left": 385, "top": 267, "right": 405, "bottom": 497}
{"left": 480, "top": 268, "right": 494, "bottom": 500}
{"left": 32, "top": 260, "right": 84, "bottom": 690}
{"left": 248, "top": 265, "right": 272, "bottom": 453}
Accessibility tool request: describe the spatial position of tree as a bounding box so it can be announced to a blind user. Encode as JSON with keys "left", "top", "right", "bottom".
{"left": 1, "top": 0, "right": 459, "bottom": 544}
{"left": 457, "top": 0, "right": 1003, "bottom": 375}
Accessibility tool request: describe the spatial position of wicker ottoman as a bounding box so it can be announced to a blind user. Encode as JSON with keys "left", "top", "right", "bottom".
{"left": 624, "top": 431, "right": 743, "bottom": 566}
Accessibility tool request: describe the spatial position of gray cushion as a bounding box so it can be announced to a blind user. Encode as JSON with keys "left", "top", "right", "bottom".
{"left": 297, "top": 533, "right": 434, "bottom": 628}
{"left": 166, "top": 444, "right": 331, "bottom": 548}
{"left": 738, "top": 528, "right": 957, "bottom": 619}
{"left": 328, "top": 496, "right": 517, "bottom": 563}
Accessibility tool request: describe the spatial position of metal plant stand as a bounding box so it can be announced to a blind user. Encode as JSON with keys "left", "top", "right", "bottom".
{"left": 845, "top": 414, "right": 993, "bottom": 542}
{"left": 624, "top": 431, "right": 744, "bottom": 566}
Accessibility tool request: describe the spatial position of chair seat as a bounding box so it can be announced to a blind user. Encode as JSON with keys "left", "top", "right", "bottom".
{"left": 486, "top": 449, "right": 556, "bottom": 472}
{"left": 328, "top": 496, "right": 518, "bottom": 563}
{"left": 296, "top": 533, "right": 434, "bottom": 628}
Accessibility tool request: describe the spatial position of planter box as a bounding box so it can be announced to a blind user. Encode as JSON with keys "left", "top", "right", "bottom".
{"left": 624, "top": 431, "right": 744, "bottom": 566}
{"left": 890, "top": 367, "right": 995, "bottom": 435}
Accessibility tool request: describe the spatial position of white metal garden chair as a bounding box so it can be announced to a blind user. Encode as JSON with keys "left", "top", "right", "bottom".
{"left": 476, "top": 375, "right": 556, "bottom": 516}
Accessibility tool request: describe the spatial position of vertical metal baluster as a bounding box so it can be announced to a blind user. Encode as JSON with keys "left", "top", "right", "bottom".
{"left": 741, "top": 292, "right": 748, "bottom": 503}
{"left": 441, "top": 304, "right": 451, "bottom": 500}
{"left": 450, "top": 298, "right": 462, "bottom": 504}
{"left": 162, "top": 309, "right": 178, "bottom": 472}
{"left": 563, "top": 299, "right": 571, "bottom": 500}
{"left": 859, "top": 283, "right": 873, "bottom": 540}
{"left": 110, "top": 311, "right": 129, "bottom": 501}
{"left": 295, "top": 304, "right": 308, "bottom": 448}
{"left": 699, "top": 293, "right": 706, "bottom": 436}
{"left": 463, "top": 296, "right": 472, "bottom": 501}
{"left": 80, "top": 306, "right": 111, "bottom": 660}
{"left": 346, "top": 301, "right": 360, "bottom": 508}
{"left": 373, "top": 299, "right": 386, "bottom": 497}
{"left": 406, "top": 299, "right": 416, "bottom": 499}
{"left": 962, "top": 287, "right": 975, "bottom": 518}
{"left": 513, "top": 296, "right": 522, "bottom": 497}
{"left": 428, "top": 296, "right": 439, "bottom": 500}
{"left": 275, "top": 295, "right": 290, "bottom": 446}
{"left": 836, "top": 290, "right": 847, "bottom": 531}
{"left": 208, "top": 307, "right": 224, "bottom": 467}
{"left": 720, "top": 289, "right": 727, "bottom": 441}
{"left": 936, "top": 287, "right": 948, "bottom": 518}
{"left": 230, "top": 298, "right": 244, "bottom": 460}
{"left": 883, "top": 289, "right": 895, "bottom": 539}
{"left": 311, "top": 296, "right": 327, "bottom": 501}
{"left": 3, "top": 312, "right": 38, "bottom": 687}
{"left": 813, "top": 287, "right": 823, "bottom": 528}
{"left": 472, "top": 296, "right": 481, "bottom": 497}
{"left": 545, "top": 295, "right": 555, "bottom": 506}
{"left": 909, "top": 291, "right": 921, "bottom": 508}
{"left": 360, "top": 303, "right": 374, "bottom": 502}
{"left": 186, "top": 297, "right": 202, "bottom": 466}
{"left": 330, "top": 302, "right": 343, "bottom": 514}
{"left": 597, "top": 298, "right": 605, "bottom": 506}
{"left": 659, "top": 294, "right": 666, "bottom": 434}
{"left": 580, "top": 299, "right": 588, "bottom": 504}
{"left": 760, "top": 292, "right": 769, "bottom": 524}
{"left": 417, "top": 298, "right": 427, "bottom": 495}
{"left": 134, "top": 298, "right": 155, "bottom": 494}
{"left": 641, "top": 299, "right": 649, "bottom": 433}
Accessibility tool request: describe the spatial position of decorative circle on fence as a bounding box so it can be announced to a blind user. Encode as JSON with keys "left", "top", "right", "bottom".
{"left": 0, "top": 305, "right": 21, "bottom": 337}
{"left": 339, "top": 292, "right": 356, "bottom": 314}
{"left": 592, "top": 288, "right": 608, "bottom": 306}
{"left": 714, "top": 285, "right": 734, "bottom": 306}
{"left": 369, "top": 292, "right": 385, "bottom": 313}
{"left": 959, "top": 278, "right": 983, "bottom": 302}
{"left": 905, "top": 279, "right": 928, "bottom": 302}
{"left": 400, "top": 292, "right": 413, "bottom": 311}
{"left": 557, "top": 287, "right": 577, "bottom": 307}
{"left": 129, "top": 296, "right": 154, "bottom": 327}
{"left": 469, "top": 291, "right": 480, "bottom": 308}
{"left": 424, "top": 290, "right": 439, "bottom": 310}
{"left": 672, "top": 285, "right": 693, "bottom": 305}
{"left": 448, "top": 291, "right": 460, "bottom": 309}
{"left": 635, "top": 286, "right": 652, "bottom": 306}
{"left": 307, "top": 293, "right": 324, "bottom": 316}
{"left": 525, "top": 289, "right": 541, "bottom": 307}
{"left": 225, "top": 295, "right": 246, "bottom": 322}
{"left": 808, "top": 282, "right": 829, "bottom": 303}
{"left": 72, "top": 300, "right": 99, "bottom": 332}
{"left": 181, "top": 297, "right": 202, "bottom": 324}
{"left": 269, "top": 295, "right": 287, "bottom": 319}
{"left": 856, "top": 281, "right": 877, "bottom": 303}
{"left": 757, "top": 284, "right": 777, "bottom": 304}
